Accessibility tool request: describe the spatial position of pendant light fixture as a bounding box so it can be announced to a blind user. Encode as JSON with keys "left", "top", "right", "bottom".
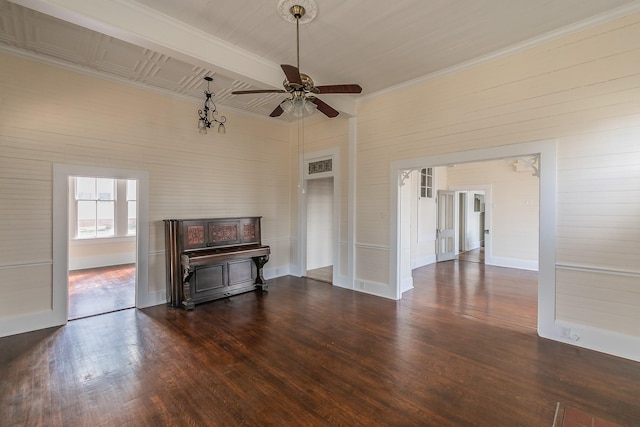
{"left": 197, "top": 76, "right": 227, "bottom": 134}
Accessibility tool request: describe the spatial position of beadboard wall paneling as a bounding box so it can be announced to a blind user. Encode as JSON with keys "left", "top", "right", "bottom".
{"left": 355, "top": 244, "right": 390, "bottom": 289}
{"left": 355, "top": 13, "right": 640, "bottom": 338}
{"left": 0, "top": 214, "right": 51, "bottom": 264}
{"left": 556, "top": 129, "right": 640, "bottom": 272}
{"left": 0, "top": 264, "right": 51, "bottom": 317}
{"left": 0, "top": 52, "right": 291, "bottom": 330}
{"left": 556, "top": 268, "right": 640, "bottom": 337}
{"left": 262, "top": 237, "right": 291, "bottom": 278}
{"left": 148, "top": 252, "right": 166, "bottom": 295}
{"left": 0, "top": 164, "right": 51, "bottom": 265}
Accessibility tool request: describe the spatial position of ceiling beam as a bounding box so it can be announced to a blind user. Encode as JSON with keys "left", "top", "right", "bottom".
{"left": 9, "top": 0, "right": 358, "bottom": 117}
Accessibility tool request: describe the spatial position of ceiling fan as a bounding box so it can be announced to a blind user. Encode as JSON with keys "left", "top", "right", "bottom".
{"left": 231, "top": 3, "right": 362, "bottom": 118}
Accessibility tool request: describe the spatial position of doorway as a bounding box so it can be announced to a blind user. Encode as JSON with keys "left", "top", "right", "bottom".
{"left": 67, "top": 176, "right": 137, "bottom": 319}
{"left": 298, "top": 147, "right": 340, "bottom": 284}
{"left": 305, "top": 177, "right": 334, "bottom": 283}
{"left": 390, "top": 140, "right": 557, "bottom": 339}
{"left": 454, "top": 189, "right": 487, "bottom": 264}
{"left": 52, "top": 164, "right": 150, "bottom": 328}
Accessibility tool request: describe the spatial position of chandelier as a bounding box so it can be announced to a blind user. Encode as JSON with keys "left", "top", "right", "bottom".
{"left": 197, "top": 76, "right": 227, "bottom": 134}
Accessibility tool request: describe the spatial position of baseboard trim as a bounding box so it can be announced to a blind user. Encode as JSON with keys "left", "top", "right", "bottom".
{"left": 487, "top": 256, "right": 538, "bottom": 271}
{"left": 543, "top": 320, "right": 640, "bottom": 363}
{"left": 0, "top": 309, "right": 64, "bottom": 338}
{"left": 411, "top": 254, "right": 436, "bottom": 269}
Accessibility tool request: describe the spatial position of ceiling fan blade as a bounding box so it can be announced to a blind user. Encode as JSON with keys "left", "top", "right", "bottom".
{"left": 281, "top": 64, "right": 303, "bottom": 87}
{"left": 232, "top": 89, "right": 286, "bottom": 95}
{"left": 269, "top": 103, "right": 285, "bottom": 117}
{"left": 315, "top": 84, "right": 362, "bottom": 94}
{"left": 311, "top": 98, "right": 339, "bottom": 118}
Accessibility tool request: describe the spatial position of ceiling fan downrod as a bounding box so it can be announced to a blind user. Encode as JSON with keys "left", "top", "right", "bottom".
{"left": 290, "top": 5, "right": 305, "bottom": 70}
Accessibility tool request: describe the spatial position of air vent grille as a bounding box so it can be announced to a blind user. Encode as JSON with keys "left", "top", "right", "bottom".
{"left": 308, "top": 159, "right": 332, "bottom": 175}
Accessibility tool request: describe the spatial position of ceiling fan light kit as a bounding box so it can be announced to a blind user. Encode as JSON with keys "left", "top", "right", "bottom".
{"left": 197, "top": 76, "right": 227, "bottom": 134}
{"left": 230, "top": 0, "right": 362, "bottom": 119}
{"left": 282, "top": 95, "right": 318, "bottom": 117}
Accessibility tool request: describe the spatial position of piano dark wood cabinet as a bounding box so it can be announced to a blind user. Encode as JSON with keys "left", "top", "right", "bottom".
{"left": 164, "top": 217, "right": 270, "bottom": 309}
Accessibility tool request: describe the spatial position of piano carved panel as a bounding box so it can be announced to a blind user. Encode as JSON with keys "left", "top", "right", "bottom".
{"left": 209, "top": 223, "right": 238, "bottom": 244}
{"left": 243, "top": 223, "right": 255, "bottom": 240}
{"left": 164, "top": 217, "right": 270, "bottom": 309}
{"left": 187, "top": 225, "right": 205, "bottom": 246}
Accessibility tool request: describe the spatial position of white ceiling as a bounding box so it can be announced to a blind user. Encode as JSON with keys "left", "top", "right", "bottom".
{"left": 2, "top": 0, "right": 640, "bottom": 120}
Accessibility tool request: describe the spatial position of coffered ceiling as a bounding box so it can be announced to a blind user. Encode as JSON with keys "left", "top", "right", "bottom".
{"left": 1, "top": 0, "right": 639, "bottom": 120}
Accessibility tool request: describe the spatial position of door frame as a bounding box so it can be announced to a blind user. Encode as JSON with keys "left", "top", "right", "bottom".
{"left": 53, "top": 164, "right": 149, "bottom": 327}
{"left": 297, "top": 147, "right": 340, "bottom": 285}
{"left": 390, "top": 139, "right": 557, "bottom": 339}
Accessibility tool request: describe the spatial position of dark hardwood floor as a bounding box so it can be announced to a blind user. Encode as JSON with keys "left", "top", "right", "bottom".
{"left": 68, "top": 264, "right": 135, "bottom": 320}
{"left": 1, "top": 260, "right": 639, "bottom": 426}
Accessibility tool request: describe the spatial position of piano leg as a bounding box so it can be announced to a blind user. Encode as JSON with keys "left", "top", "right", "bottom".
{"left": 182, "top": 281, "right": 195, "bottom": 310}
{"left": 182, "top": 265, "right": 195, "bottom": 310}
{"left": 253, "top": 254, "right": 270, "bottom": 291}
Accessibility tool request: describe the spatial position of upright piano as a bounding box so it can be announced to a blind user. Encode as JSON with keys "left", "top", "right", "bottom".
{"left": 164, "top": 217, "right": 270, "bottom": 309}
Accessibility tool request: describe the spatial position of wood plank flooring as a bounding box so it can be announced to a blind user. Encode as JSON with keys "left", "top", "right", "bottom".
{"left": 1, "top": 260, "right": 639, "bottom": 426}
{"left": 68, "top": 264, "right": 135, "bottom": 320}
{"left": 457, "top": 247, "right": 485, "bottom": 264}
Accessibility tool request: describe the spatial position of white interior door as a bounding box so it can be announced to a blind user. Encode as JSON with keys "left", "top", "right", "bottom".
{"left": 437, "top": 190, "right": 456, "bottom": 262}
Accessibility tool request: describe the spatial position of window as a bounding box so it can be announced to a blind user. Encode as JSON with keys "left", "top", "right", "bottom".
{"left": 76, "top": 177, "right": 115, "bottom": 238}
{"left": 420, "top": 168, "right": 433, "bottom": 198}
{"left": 73, "top": 177, "right": 136, "bottom": 239}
